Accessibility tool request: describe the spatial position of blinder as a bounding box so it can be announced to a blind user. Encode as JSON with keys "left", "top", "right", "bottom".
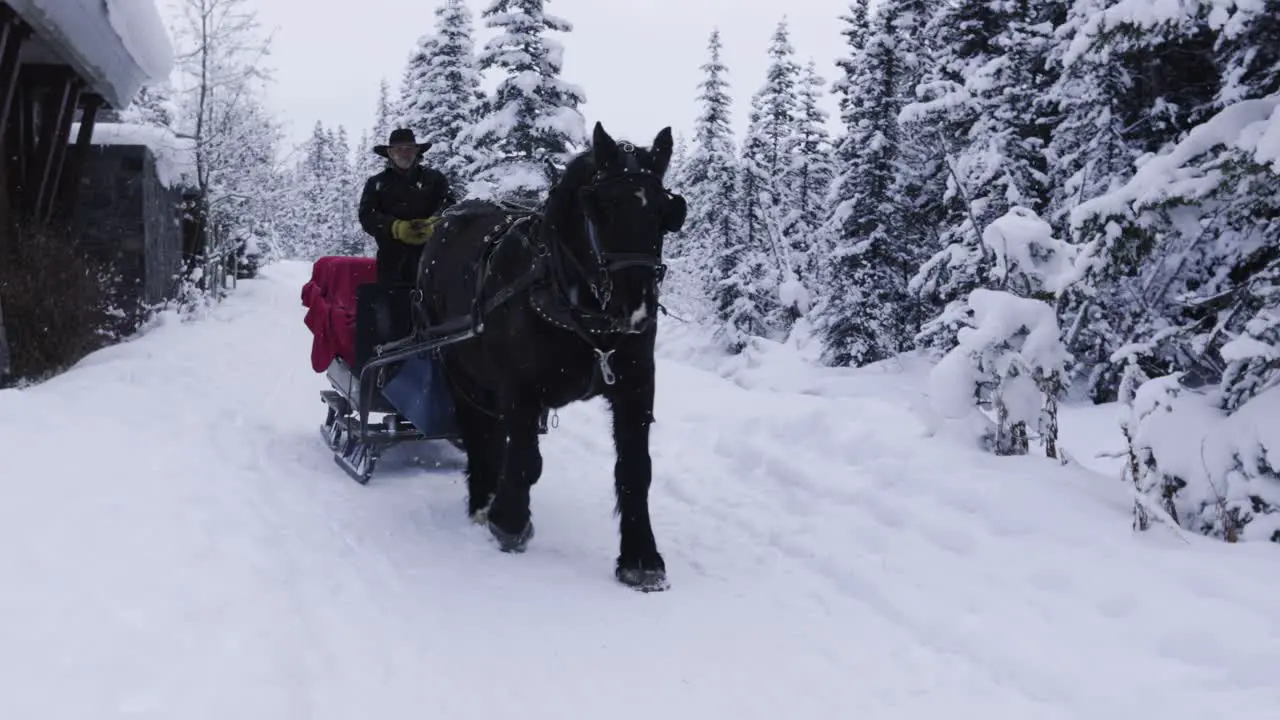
{"left": 577, "top": 166, "right": 673, "bottom": 277}
{"left": 662, "top": 193, "right": 686, "bottom": 233}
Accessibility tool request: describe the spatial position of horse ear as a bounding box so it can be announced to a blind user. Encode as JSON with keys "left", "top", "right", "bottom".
{"left": 592, "top": 122, "right": 618, "bottom": 168}
{"left": 651, "top": 127, "right": 673, "bottom": 174}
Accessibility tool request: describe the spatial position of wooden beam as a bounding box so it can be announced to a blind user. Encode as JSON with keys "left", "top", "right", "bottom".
{"left": 54, "top": 92, "right": 101, "bottom": 218}
{"left": 5, "top": 75, "right": 27, "bottom": 202}
{"left": 0, "top": 5, "right": 30, "bottom": 151}
{"left": 28, "top": 67, "right": 80, "bottom": 222}
{"left": 38, "top": 78, "right": 81, "bottom": 222}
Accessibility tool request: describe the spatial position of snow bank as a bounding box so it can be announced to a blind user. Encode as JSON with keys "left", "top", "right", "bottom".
{"left": 8, "top": 0, "right": 173, "bottom": 109}
{"left": 70, "top": 122, "right": 197, "bottom": 188}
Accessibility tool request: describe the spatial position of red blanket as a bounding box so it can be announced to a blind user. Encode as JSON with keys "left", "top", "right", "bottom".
{"left": 301, "top": 256, "right": 378, "bottom": 373}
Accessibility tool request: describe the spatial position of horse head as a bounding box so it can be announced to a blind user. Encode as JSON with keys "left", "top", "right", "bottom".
{"left": 545, "top": 122, "right": 687, "bottom": 334}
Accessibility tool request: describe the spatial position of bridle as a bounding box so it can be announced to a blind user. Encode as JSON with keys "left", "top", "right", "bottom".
{"left": 561, "top": 140, "right": 685, "bottom": 332}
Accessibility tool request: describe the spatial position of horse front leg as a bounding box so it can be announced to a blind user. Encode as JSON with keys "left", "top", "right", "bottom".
{"left": 609, "top": 378, "right": 667, "bottom": 591}
{"left": 486, "top": 393, "right": 542, "bottom": 553}
{"left": 451, "top": 389, "right": 502, "bottom": 522}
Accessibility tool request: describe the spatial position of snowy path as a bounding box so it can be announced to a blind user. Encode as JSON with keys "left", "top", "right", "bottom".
{"left": 3, "top": 262, "right": 1278, "bottom": 719}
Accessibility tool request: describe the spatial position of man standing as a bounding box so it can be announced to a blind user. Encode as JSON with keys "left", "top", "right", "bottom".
{"left": 358, "top": 128, "right": 457, "bottom": 285}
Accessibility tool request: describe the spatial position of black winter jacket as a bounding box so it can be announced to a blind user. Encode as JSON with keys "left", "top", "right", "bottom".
{"left": 358, "top": 163, "right": 457, "bottom": 284}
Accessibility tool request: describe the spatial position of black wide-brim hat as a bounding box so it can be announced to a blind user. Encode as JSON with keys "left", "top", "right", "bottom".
{"left": 373, "top": 127, "right": 431, "bottom": 157}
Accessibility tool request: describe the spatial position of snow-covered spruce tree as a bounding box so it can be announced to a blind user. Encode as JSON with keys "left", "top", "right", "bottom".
{"left": 1074, "top": 92, "right": 1280, "bottom": 542}
{"left": 675, "top": 29, "right": 738, "bottom": 273}
{"left": 971, "top": 0, "right": 1061, "bottom": 216}
{"left": 1215, "top": 0, "right": 1280, "bottom": 105}
{"left": 666, "top": 131, "right": 691, "bottom": 197}
{"left": 883, "top": 0, "right": 945, "bottom": 291}
{"left": 330, "top": 126, "right": 367, "bottom": 257}
{"left": 294, "top": 122, "right": 336, "bottom": 259}
{"left": 814, "top": 0, "right": 916, "bottom": 366}
{"left": 928, "top": 208, "right": 1075, "bottom": 457}
{"left": 897, "top": 0, "right": 999, "bottom": 262}
{"left": 816, "top": 0, "right": 868, "bottom": 306}
{"left": 1063, "top": 1, "right": 1221, "bottom": 161}
{"left": 733, "top": 104, "right": 784, "bottom": 344}
{"left": 904, "top": 0, "right": 1065, "bottom": 357}
{"left": 1044, "top": 0, "right": 1151, "bottom": 399}
{"left": 1043, "top": 0, "right": 1137, "bottom": 234}
{"left": 677, "top": 30, "right": 752, "bottom": 351}
{"left": 786, "top": 59, "right": 836, "bottom": 298}
{"left": 416, "top": 0, "right": 483, "bottom": 188}
{"left": 1054, "top": 0, "right": 1256, "bottom": 401}
{"left": 463, "top": 0, "right": 587, "bottom": 200}
{"left": 1035, "top": 0, "right": 1280, "bottom": 543}
{"left": 865, "top": 0, "right": 941, "bottom": 351}
{"left": 738, "top": 19, "right": 802, "bottom": 334}
{"left": 396, "top": 34, "right": 437, "bottom": 139}
{"left": 291, "top": 122, "right": 365, "bottom": 259}
{"left": 359, "top": 78, "right": 397, "bottom": 177}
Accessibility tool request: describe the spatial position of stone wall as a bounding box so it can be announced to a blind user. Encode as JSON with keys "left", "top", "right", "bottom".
{"left": 72, "top": 144, "right": 186, "bottom": 319}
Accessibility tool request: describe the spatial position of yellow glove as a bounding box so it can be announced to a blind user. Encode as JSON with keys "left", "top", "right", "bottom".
{"left": 391, "top": 219, "right": 414, "bottom": 242}
{"left": 405, "top": 216, "right": 441, "bottom": 245}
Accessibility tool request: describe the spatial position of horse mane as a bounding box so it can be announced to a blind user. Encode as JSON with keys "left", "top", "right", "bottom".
{"left": 543, "top": 150, "right": 597, "bottom": 233}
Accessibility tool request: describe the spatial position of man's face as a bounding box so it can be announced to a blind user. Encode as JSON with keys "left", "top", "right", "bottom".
{"left": 388, "top": 143, "right": 417, "bottom": 169}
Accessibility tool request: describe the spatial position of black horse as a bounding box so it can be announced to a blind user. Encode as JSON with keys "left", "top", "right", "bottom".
{"left": 416, "top": 122, "right": 687, "bottom": 591}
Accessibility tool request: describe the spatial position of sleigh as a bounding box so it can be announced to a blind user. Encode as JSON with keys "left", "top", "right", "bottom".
{"left": 301, "top": 257, "right": 462, "bottom": 483}
{"left": 302, "top": 256, "right": 549, "bottom": 484}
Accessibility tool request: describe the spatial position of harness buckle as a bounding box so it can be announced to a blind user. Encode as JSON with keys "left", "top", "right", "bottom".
{"left": 594, "top": 348, "right": 616, "bottom": 385}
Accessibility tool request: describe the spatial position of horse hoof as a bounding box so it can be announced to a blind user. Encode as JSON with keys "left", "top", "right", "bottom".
{"left": 488, "top": 518, "right": 534, "bottom": 553}
{"left": 616, "top": 566, "right": 669, "bottom": 592}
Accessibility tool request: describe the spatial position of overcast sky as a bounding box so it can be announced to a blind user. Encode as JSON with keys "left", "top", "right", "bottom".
{"left": 160, "top": 0, "right": 851, "bottom": 154}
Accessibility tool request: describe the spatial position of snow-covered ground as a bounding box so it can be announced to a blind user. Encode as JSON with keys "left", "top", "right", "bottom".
{"left": 2, "top": 261, "right": 1277, "bottom": 719}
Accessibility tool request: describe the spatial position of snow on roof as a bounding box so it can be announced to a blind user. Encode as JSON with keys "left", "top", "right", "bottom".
{"left": 9, "top": 0, "right": 174, "bottom": 109}
{"left": 70, "top": 121, "right": 196, "bottom": 188}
